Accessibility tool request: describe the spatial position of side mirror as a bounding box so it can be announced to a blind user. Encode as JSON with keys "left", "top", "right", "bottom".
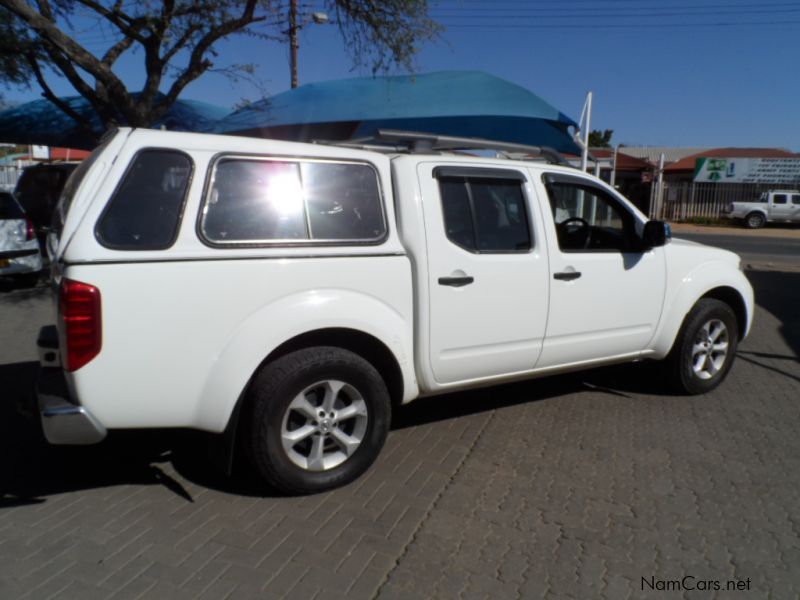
{"left": 642, "top": 220, "right": 670, "bottom": 249}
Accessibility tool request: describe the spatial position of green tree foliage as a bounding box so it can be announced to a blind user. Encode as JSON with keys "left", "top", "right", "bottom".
{"left": 588, "top": 129, "right": 613, "bottom": 148}
{"left": 0, "top": 0, "right": 440, "bottom": 137}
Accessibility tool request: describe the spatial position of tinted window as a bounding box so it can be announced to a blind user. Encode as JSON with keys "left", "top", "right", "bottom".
{"left": 773, "top": 194, "right": 788, "bottom": 205}
{"left": 303, "top": 162, "right": 385, "bottom": 240}
{"left": 793, "top": 195, "right": 800, "bottom": 205}
{"left": 439, "top": 179, "right": 476, "bottom": 251}
{"left": 437, "top": 176, "right": 531, "bottom": 253}
{"left": 0, "top": 192, "right": 24, "bottom": 219}
{"left": 545, "top": 180, "right": 637, "bottom": 252}
{"left": 96, "top": 150, "right": 192, "bottom": 249}
{"left": 201, "top": 158, "right": 385, "bottom": 244}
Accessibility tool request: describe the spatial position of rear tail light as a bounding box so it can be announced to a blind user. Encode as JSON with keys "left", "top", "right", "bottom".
{"left": 25, "top": 217, "right": 35, "bottom": 241}
{"left": 59, "top": 279, "right": 102, "bottom": 372}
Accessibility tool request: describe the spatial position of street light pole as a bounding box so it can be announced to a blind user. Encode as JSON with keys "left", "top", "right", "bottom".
{"left": 289, "top": 0, "right": 299, "bottom": 89}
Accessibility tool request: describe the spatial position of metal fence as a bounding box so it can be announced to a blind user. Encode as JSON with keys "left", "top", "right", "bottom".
{"left": 651, "top": 181, "right": 800, "bottom": 221}
{"left": 0, "top": 165, "right": 21, "bottom": 190}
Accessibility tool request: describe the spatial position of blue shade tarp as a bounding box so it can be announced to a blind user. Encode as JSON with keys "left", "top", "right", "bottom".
{"left": 0, "top": 96, "right": 229, "bottom": 149}
{"left": 215, "top": 71, "right": 580, "bottom": 154}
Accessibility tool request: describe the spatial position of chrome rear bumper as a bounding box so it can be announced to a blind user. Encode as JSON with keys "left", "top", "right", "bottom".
{"left": 37, "top": 326, "right": 106, "bottom": 445}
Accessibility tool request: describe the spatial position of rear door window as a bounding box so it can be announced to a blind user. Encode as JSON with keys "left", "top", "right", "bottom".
{"left": 772, "top": 194, "right": 788, "bottom": 205}
{"left": 96, "top": 150, "right": 193, "bottom": 250}
{"left": 435, "top": 172, "right": 532, "bottom": 253}
{"left": 200, "top": 158, "right": 386, "bottom": 245}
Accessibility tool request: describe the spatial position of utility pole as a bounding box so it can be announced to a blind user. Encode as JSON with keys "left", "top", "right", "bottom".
{"left": 289, "top": 0, "right": 299, "bottom": 89}
{"left": 609, "top": 144, "right": 619, "bottom": 187}
{"left": 652, "top": 152, "right": 666, "bottom": 219}
{"left": 287, "top": 3, "right": 327, "bottom": 89}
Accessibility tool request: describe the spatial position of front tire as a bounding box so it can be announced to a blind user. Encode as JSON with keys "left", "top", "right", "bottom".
{"left": 665, "top": 299, "right": 739, "bottom": 394}
{"left": 246, "top": 346, "right": 391, "bottom": 495}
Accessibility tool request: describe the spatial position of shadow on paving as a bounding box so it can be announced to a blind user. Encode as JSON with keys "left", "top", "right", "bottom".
{"left": 743, "top": 269, "right": 800, "bottom": 364}
{"left": 0, "top": 277, "right": 49, "bottom": 301}
{"left": 0, "top": 354, "right": 684, "bottom": 506}
{"left": 0, "top": 361, "right": 205, "bottom": 506}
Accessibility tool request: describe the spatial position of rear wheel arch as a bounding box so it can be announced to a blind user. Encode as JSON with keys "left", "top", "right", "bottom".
{"left": 219, "top": 328, "right": 404, "bottom": 466}
{"left": 259, "top": 328, "right": 404, "bottom": 408}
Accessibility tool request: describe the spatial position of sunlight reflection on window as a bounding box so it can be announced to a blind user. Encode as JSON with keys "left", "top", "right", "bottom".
{"left": 263, "top": 172, "right": 305, "bottom": 219}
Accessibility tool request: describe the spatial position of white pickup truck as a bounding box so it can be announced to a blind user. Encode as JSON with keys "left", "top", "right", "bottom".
{"left": 725, "top": 189, "right": 800, "bottom": 228}
{"left": 37, "top": 128, "right": 753, "bottom": 494}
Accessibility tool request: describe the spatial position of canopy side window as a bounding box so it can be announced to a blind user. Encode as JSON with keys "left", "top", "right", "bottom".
{"left": 96, "top": 149, "right": 193, "bottom": 250}
{"left": 199, "top": 157, "right": 387, "bottom": 246}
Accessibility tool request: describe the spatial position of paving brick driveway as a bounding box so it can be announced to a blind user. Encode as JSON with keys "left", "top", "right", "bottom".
{"left": 1, "top": 268, "right": 798, "bottom": 599}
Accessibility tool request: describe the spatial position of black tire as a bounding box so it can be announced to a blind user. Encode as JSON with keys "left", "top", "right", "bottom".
{"left": 664, "top": 298, "right": 739, "bottom": 395}
{"left": 744, "top": 212, "right": 765, "bottom": 229}
{"left": 245, "top": 346, "right": 390, "bottom": 495}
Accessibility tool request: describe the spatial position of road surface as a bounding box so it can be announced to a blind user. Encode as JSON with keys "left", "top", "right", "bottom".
{"left": 673, "top": 231, "right": 800, "bottom": 270}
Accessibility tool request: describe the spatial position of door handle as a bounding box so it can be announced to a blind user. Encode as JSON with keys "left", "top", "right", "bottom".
{"left": 553, "top": 271, "right": 581, "bottom": 281}
{"left": 438, "top": 276, "right": 474, "bottom": 287}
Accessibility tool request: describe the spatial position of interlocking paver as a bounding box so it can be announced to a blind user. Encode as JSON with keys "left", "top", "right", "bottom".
{"left": 1, "top": 269, "right": 799, "bottom": 599}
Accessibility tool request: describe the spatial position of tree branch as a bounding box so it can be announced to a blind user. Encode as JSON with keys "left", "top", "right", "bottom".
{"left": 42, "top": 42, "right": 118, "bottom": 124}
{"left": 101, "top": 35, "right": 134, "bottom": 66}
{"left": 159, "top": 0, "right": 265, "bottom": 116}
{"left": 3, "top": 0, "right": 139, "bottom": 121}
{"left": 161, "top": 23, "right": 203, "bottom": 65}
{"left": 71, "top": 0, "right": 147, "bottom": 43}
{"left": 25, "top": 53, "right": 99, "bottom": 139}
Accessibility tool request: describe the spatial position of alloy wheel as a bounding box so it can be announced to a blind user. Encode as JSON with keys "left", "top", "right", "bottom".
{"left": 280, "top": 380, "right": 369, "bottom": 471}
{"left": 691, "top": 319, "right": 729, "bottom": 380}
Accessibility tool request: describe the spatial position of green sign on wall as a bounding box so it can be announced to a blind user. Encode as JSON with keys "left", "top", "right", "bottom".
{"left": 695, "top": 157, "right": 800, "bottom": 183}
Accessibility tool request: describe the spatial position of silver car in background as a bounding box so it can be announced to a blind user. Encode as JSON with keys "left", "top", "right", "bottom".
{"left": 0, "top": 191, "right": 43, "bottom": 287}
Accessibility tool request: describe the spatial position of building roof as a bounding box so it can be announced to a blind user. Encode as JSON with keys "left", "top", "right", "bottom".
{"left": 11, "top": 147, "right": 91, "bottom": 162}
{"left": 664, "top": 147, "right": 799, "bottom": 172}
{"left": 618, "top": 147, "right": 711, "bottom": 164}
{"left": 590, "top": 148, "right": 651, "bottom": 171}
{"left": 45, "top": 147, "right": 91, "bottom": 161}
